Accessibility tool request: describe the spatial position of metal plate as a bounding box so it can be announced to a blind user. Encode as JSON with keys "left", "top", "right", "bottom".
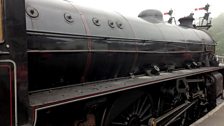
{"left": 29, "top": 66, "right": 224, "bottom": 109}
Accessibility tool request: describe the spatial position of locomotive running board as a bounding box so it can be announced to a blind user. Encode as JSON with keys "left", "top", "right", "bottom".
{"left": 29, "top": 67, "right": 224, "bottom": 109}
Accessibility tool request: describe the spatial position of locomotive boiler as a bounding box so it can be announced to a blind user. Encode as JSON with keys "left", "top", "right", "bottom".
{"left": 0, "top": 0, "right": 224, "bottom": 126}
{"left": 26, "top": 0, "right": 217, "bottom": 91}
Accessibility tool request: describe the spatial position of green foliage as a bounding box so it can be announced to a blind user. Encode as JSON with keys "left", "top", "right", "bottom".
{"left": 208, "top": 13, "right": 224, "bottom": 56}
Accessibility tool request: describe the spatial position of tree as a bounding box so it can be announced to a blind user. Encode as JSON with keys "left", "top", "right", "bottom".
{"left": 208, "top": 13, "right": 224, "bottom": 56}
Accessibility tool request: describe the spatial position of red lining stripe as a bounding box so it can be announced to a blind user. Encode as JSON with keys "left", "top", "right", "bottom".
{"left": 65, "top": 2, "right": 93, "bottom": 82}
{"left": 0, "top": 65, "right": 13, "bottom": 126}
{"left": 78, "top": 12, "right": 92, "bottom": 83}
{"left": 32, "top": 107, "right": 37, "bottom": 126}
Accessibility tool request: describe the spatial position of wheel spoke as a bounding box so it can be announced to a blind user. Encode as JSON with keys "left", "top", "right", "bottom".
{"left": 134, "top": 98, "right": 141, "bottom": 114}
{"left": 132, "top": 104, "right": 137, "bottom": 115}
{"left": 112, "top": 122, "right": 128, "bottom": 126}
{"left": 140, "top": 104, "right": 151, "bottom": 118}
{"left": 141, "top": 114, "right": 152, "bottom": 122}
{"left": 138, "top": 96, "right": 148, "bottom": 115}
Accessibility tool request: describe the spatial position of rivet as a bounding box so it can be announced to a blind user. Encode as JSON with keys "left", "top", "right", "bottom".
{"left": 26, "top": 7, "right": 39, "bottom": 18}
{"left": 92, "top": 18, "right": 101, "bottom": 26}
{"left": 116, "top": 21, "right": 123, "bottom": 29}
{"left": 64, "top": 13, "right": 74, "bottom": 23}
{"left": 108, "top": 20, "right": 115, "bottom": 28}
{"left": 6, "top": 44, "right": 10, "bottom": 48}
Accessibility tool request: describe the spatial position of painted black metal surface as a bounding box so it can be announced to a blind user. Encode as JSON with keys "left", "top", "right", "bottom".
{"left": 1, "top": 0, "right": 28, "bottom": 125}
{"left": 0, "top": 0, "right": 220, "bottom": 125}
{"left": 0, "top": 64, "right": 11, "bottom": 126}
{"left": 29, "top": 67, "right": 224, "bottom": 108}
{"left": 24, "top": 0, "right": 216, "bottom": 91}
{"left": 26, "top": 32, "right": 213, "bottom": 90}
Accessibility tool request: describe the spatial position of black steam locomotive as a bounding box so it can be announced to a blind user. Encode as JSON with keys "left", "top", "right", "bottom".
{"left": 0, "top": 0, "right": 223, "bottom": 126}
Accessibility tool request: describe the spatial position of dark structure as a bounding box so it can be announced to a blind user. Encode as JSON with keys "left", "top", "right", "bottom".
{"left": 0, "top": 0, "right": 224, "bottom": 126}
{"left": 26, "top": 0, "right": 216, "bottom": 91}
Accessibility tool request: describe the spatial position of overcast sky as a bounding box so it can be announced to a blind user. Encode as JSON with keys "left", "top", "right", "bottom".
{"left": 71, "top": 0, "right": 224, "bottom": 22}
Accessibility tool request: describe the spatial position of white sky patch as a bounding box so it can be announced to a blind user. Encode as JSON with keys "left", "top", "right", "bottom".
{"left": 71, "top": 0, "right": 224, "bottom": 23}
